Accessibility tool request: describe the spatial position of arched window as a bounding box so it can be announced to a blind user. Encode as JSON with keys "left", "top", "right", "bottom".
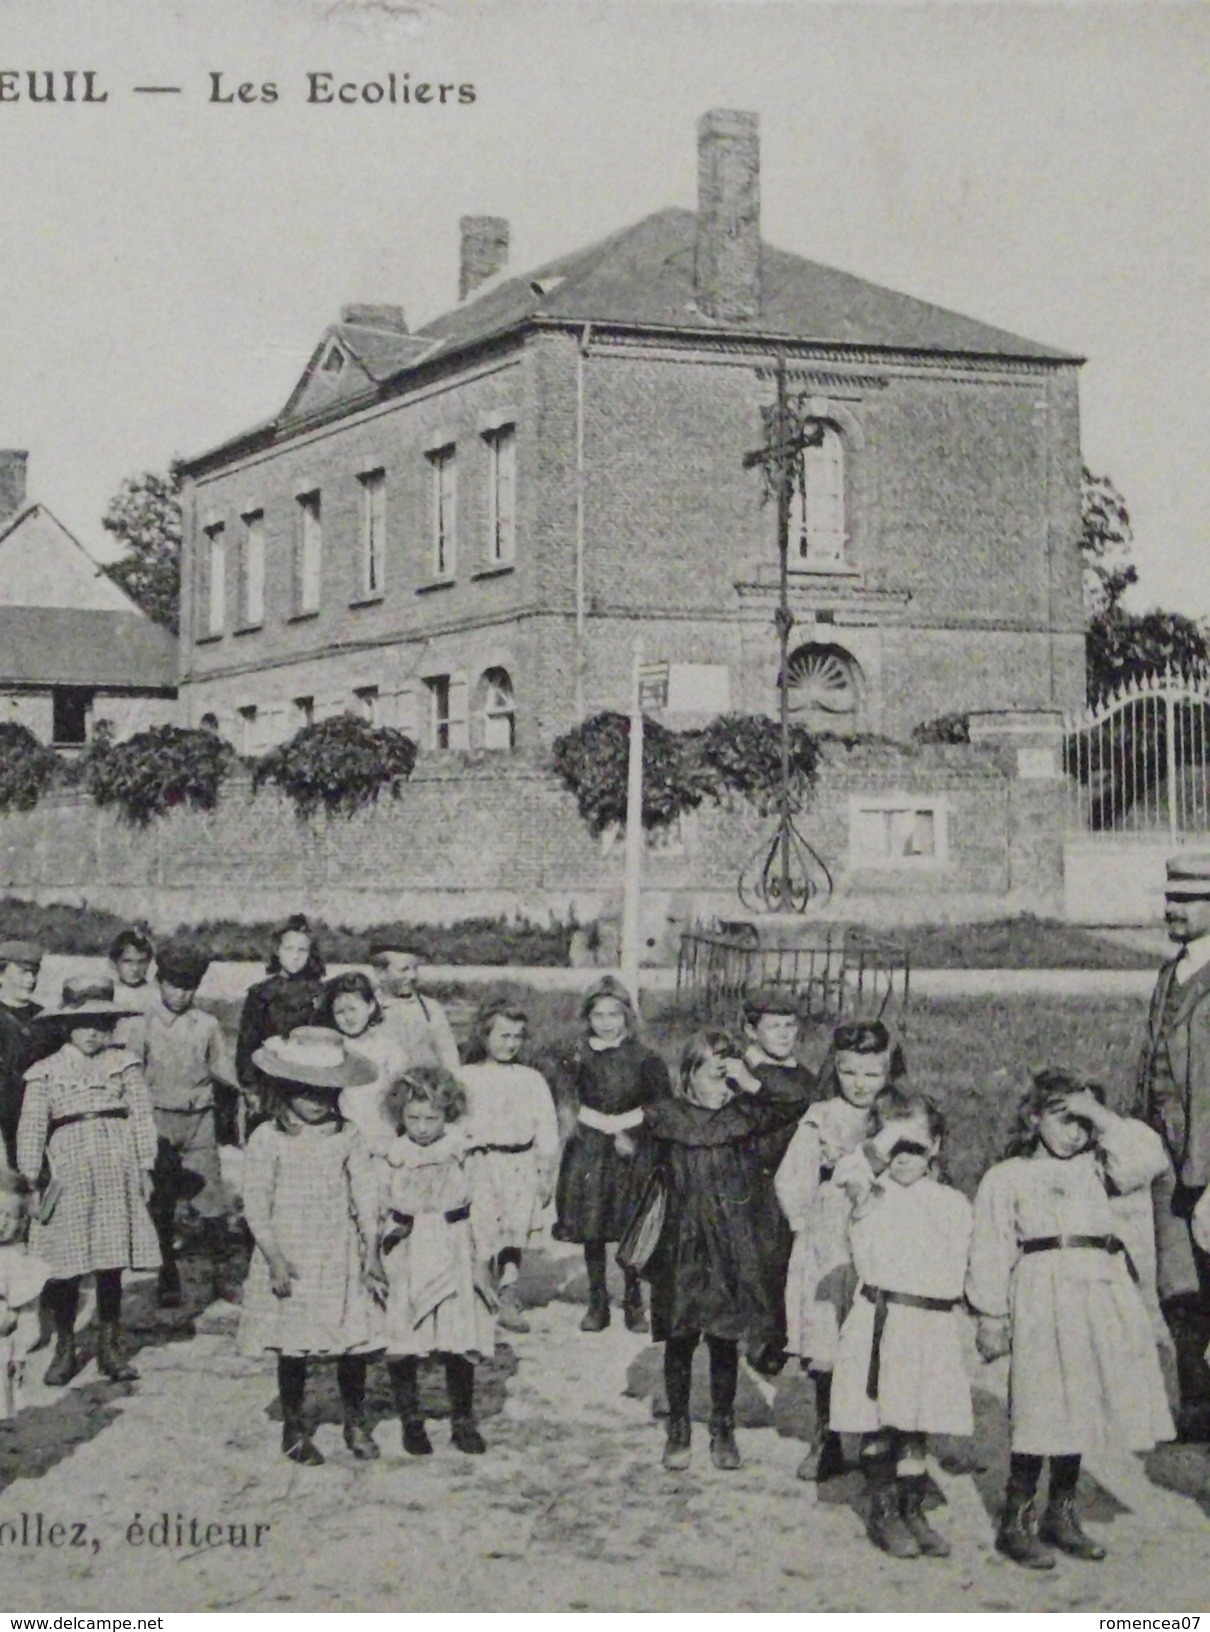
{"left": 788, "top": 422, "right": 847, "bottom": 571}
{"left": 784, "top": 642, "right": 863, "bottom": 728}
{"left": 481, "top": 667, "right": 516, "bottom": 751}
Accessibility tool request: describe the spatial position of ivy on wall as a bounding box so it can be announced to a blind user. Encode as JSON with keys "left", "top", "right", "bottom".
{"left": 252, "top": 716, "right": 418, "bottom": 819}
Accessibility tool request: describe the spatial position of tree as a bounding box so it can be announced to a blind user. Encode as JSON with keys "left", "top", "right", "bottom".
{"left": 100, "top": 468, "right": 182, "bottom": 634}
{"left": 1080, "top": 465, "right": 1138, "bottom": 618}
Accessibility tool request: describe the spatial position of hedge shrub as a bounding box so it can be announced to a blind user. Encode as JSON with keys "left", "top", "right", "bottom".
{"left": 81, "top": 724, "right": 236, "bottom": 825}
{"left": 252, "top": 715, "right": 418, "bottom": 820}
{"left": 0, "top": 722, "right": 60, "bottom": 813}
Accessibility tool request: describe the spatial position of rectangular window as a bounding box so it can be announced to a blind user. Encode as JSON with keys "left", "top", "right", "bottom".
{"left": 204, "top": 521, "right": 225, "bottom": 636}
{"left": 358, "top": 469, "right": 386, "bottom": 597}
{"left": 354, "top": 685, "right": 379, "bottom": 726}
{"left": 241, "top": 510, "right": 265, "bottom": 627}
{"left": 295, "top": 490, "right": 322, "bottom": 614}
{"left": 789, "top": 424, "right": 847, "bottom": 571}
{"left": 52, "top": 687, "right": 92, "bottom": 747}
{"left": 293, "top": 695, "right": 314, "bottom": 730}
{"left": 485, "top": 425, "right": 516, "bottom": 564}
{"left": 428, "top": 445, "right": 456, "bottom": 579}
{"left": 848, "top": 797, "right": 947, "bottom": 869}
{"left": 426, "top": 675, "right": 451, "bottom": 750}
{"left": 237, "top": 704, "right": 259, "bottom": 756}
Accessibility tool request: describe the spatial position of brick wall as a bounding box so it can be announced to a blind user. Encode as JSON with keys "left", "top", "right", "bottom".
{"left": 0, "top": 741, "right": 1065, "bottom": 937}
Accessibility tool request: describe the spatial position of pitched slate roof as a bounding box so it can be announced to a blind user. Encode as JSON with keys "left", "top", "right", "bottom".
{"left": 416, "top": 206, "right": 1077, "bottom": 362}
{"left": 280, "top": 323, "right": 439, "bottom": 420}
{"left": 0, "top": 605, "right": 177, "bottom": 688}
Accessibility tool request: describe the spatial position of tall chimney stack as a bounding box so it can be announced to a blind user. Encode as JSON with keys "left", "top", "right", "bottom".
{"left": 459, "top": 216, "right": 510, "bottom": 302}
{"left": 694, "top": 109, "right": 761, "bottom": 322}
{"left": 0, "top": 450, "right": 28, "bottom": 522}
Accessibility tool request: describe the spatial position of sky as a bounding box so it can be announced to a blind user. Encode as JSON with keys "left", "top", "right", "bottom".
{"left": 1, "top": 0, "right": 1207, "bottom": 614}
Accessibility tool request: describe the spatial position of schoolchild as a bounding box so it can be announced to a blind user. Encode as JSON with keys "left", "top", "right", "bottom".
{"left": 459, "top": 997, "right": 559, "bottom": 1334}
{"left": 17, "top": 978, "right": 159, "bottom": 1385}
{"left": 0, "top": 1169, "right": 55, "bottom": 1421}
{"left": 236, "top": 1028, "right": 386, "bottom": 1466}
{"left": 553, "top": 976, "right": 671, "bottom": 1334}
{"left": 0, "top": 939, "right": 46, "bottom": 1169}
{"left": 829, "top": 1086, "right": 973, "bottom": 1560}
{"left": 235, "top": 916, "right": 328, "bottom": 1138}
{"left": 129, "top": 943, "right": 238, "bottom": 1307}
{"left": 775, "top": 1019, "right": 905, "bottom": 1480}
{"left": 967, "top": 1070, "right": 1175, "bottom": 1568}
{"left": 320, "top": 971, "right": 408, "bottom": 1157}
{"left": 643, "top": 1029, "right": 805, "bottom": 1473}
{"left": 380, "top": 1067, "right": 501, "bottom": 1456}
{"left": 368, "top": 943, "right": 460, "bottom": 1074}
{"left": 108, "top": 928, "right": 157, "bottom": 1017}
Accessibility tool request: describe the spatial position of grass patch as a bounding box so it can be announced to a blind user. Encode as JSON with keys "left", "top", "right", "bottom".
{"left": 902, "top": 915, "right": 1155, "bottom": 970}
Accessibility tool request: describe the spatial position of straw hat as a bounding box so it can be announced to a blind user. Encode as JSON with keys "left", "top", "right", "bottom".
{"left": 36, "top": 976, "right": 142, "bottom": 1023}
{"left": 1165, "top": 851, "right": 1210, "bottom": 900}
{"left": 252, "top": 1026, "right": 376, "bottom": 1091}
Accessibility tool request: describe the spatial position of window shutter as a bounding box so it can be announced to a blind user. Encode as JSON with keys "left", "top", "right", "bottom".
{"left": 448, "top": 671, "right": 470, "bottom": 750}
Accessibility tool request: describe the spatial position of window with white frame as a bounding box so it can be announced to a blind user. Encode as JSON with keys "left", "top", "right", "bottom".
{"left": 241, "top": 509, "right": 265, "bottom": 627}
{"left": 484, "top": 425, "right": 516, "bottom": 564}
{"left": 237, "top": 704, "right": 259, "bottom": 756}
{"left": 295, "top": 490, "right": 322, "bottom": 613}
{"left": 293, "top": 695, "right": 314, "bottom": 730}
{"left": 481, "top": 667, "right": 516, "bottom": 750}
{"left": 428, "top": 445, "right": 456, "bottom": 579}
{"left": 848, "top": 796, "right": 947, "bottom": 869}
{"left": 354, "top": 685, "right": 379, "bottom": 725}
{"left": 426, "top": 674, "right": 452, "bottom": 749}
{"left": 789, "top": 422, "right": 847, "bottom": 570}
{"left": 358, "top": 469, "right": 386, "bottom": 597}
{"left": 204, "top": 521, "right": 226, "bottom": 637}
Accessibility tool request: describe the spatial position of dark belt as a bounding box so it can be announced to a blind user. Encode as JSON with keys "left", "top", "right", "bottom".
{"left": 862, "top": 1284, "right": 961, "bottom": 1401}
{"left": 484, "top": 1138, "right": 535, "bottom": 1154}
{"left": 381, "top": 1203, "right": 471, "bottom": 1256}
{"left": 48, "top": 1108, "right": 129, "bottom": 1137}
{"left": 1021, "top": 1234, "right": 1138, "bottom": 1284}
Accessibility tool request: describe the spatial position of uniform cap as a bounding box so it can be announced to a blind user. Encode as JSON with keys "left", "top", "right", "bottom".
{"left": 1165, "top": 851, "right": 1210, "bottom": 898}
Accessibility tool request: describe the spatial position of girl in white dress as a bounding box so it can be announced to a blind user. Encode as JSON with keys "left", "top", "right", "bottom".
{"left": 775, "top": 1020, "right": 905, "bottom": 1481}
{"left": 459, "top": 999, "right": 559, "bottom": 1334}
{"left": 830, "top": 1087, "right": 973, "bottom": 1561}
{"left": 380, "top": 1067, "right": 501, "bottom": 1457}
{"left": 237, "top": 1029, "right": 387, "bottom": 1466}
{"left": 967, "top": 1070, "right": 1174, "bottom": 1569}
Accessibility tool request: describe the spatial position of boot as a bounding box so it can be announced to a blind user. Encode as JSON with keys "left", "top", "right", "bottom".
{"left": 900, "top": 1474, "right": 952, "bottom": 1557}
{"left": 97, "top": 1321, "right": 139, "bottom": 1383}
{"left": 43, "top": 1333, "right": 80, "bottom": 1388}
{"left": 342, "top": 1407, "right": 380, "bottom": 1461}
{"left": 708, "top": 1412, "right": 742, "bottom": 1471}
{"left": 451, "top": 1415, "right": 487, "bottom": 1455}
{"left": 579, "top": 1290, "right": 611, "bottom": 1332}
{"left": 402, "top": 1419, "right": 433, "bottom": 1456}
{"left": 156, "top": 1259, "right": 183, "bottom": 1310}
{"left": 864, "top": 1460, "right": 920, "bottom": 1558}
{"left": 1039, "top": 1493, "right": 1107, "bottom": 1561}
{"left": 995, "top": 1491, "right": 1056, "bottom": 1569}
{"left": 662, "top": 1414, "right": 691, "bottom": 1472}
{"left": 281, "top": 1415, "right": 324, "bottom": 1466}
{"left": 796, "top": 1433, "right": 847, "bottom": 1483}
{"left": 622, "top": 1278, "right": 650, "bottom": 1334}
{"left": 497, "top": 1284, "right": 531, "bottom": 1335}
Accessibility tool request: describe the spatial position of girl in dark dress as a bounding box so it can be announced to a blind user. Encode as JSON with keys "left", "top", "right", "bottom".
{"left": 234, "top": 916, "right": 328, "bottom": 1139}
{"left": 553, "top": 976, "right": 670, "bottom": 1333}
{"left": 643, "top": 1028, "right": 804, "bottom": 1473}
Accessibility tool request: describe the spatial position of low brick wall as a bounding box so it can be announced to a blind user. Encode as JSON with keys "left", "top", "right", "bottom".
{"left": 0, "top": 744, "right": 1065, "bottom": 936}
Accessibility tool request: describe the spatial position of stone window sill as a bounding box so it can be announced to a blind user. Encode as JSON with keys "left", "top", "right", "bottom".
{"left": 469, "top": 562, "right": 515, "bottom": 581}
{"left": 349, "top": 593, "right": 385, "bottom": 609}
{"left": 233, "top": 622, "right": 263, "bottom": 636}
{"left": 195, "top": 632, "right": 223, "bottom": 646}
{"left": 415, "top": 577, "right": 456, "bottom": 596}
{"left": 286, "top": 609, "right": 321, "bottom": 624}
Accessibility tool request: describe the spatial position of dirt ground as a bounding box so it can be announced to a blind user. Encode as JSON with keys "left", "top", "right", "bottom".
{"left": 2, "top": 1240, "right": 1209, "bottom": 1615}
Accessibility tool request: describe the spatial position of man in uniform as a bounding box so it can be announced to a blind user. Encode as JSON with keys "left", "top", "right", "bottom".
{"left": 1136, "top": 851, "right": 1210, "bottom": 1439}
{"left": 0, "top": 940, "right": 45, "bottom": 1169}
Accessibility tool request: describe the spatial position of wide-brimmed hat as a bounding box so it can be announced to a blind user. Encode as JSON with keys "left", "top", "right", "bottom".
{"left": 36, "top": 976, "right": 142, "bottom": 1023}
{"left": 0, "top": 939, "right": 43, "bottom": 969}
{"left": 252, "top": 1026, "right": 376, "bottom": 1091}
{"left": 1166, "top": 851, "right": 1210, "bottom": 900}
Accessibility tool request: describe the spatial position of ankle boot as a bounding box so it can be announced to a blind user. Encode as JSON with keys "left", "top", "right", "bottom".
{"left": 995, "top": 1491, "right": 1056, "bottom": 1569}
{"left": 1039, "top": 1492, "right": 1107, "bottom": 1560}
{"left": 281, "top": 1415, "right": 324, "bottom": 1465}
{"left": 900, "top": 1474, "right": 952, "bottom": 1557}
{"left": 797, "top": 1432, "right": 847, "bottom": 1483}
{"left": 342, "top": 1407, "right": 380, "bottom": 1461}
{"left": 43, "top": 1332, "right": 80, "bottom": 1388}
{"left": 97, "top": 1321, "right": 139, "bottom": 1382}
{"left": 622, "top": 1279, "right": 649, "bottom": 1334}
{"left": 662, "top": 1413, "right": 691, "bottom": 1471}
{"left": 156, "top": 1258, "right": 183, "bottom": 1309}
{"left": 402, "top": 1418, "right": 433, "bottom": 1456}
{"left": 708, "top": 1412, "right": 742, "bottom": 1471}
{"left": 497, "top": 1284, "right": 531, "bottom": 1334}
{"left": 451, "top": 1415, "right": 486, "bottom": 1454}
{"left": 579, "top": 1290, "right": 611, "bottom": 1332}
{"left": 864, "top": 1461, "right": 920, "bottom": 1558}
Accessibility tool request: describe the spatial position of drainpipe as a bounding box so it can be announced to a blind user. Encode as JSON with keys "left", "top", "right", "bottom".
{"left": 574, "top": 323, "right": 592, "bottom": 720}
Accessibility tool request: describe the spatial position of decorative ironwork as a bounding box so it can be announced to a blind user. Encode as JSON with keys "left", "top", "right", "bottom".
{"left": 740, "top": 349, "right": 835, "bottom": 911}
{"left": 1063, "top": 665, "right": 1210, "bottom": 841}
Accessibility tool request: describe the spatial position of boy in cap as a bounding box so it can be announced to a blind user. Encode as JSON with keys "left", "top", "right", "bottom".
{"left": 128, "top": 943, "right": 238, "bottom": 1307}
{"left": 369, "top": 942, "right": 461, "bottom": 1074}
{"left": 1136, "top": 850, "right": 1210, "bottom": 1438}
{"left": 0, "top": 941, "right": 46, "bottom": 1169}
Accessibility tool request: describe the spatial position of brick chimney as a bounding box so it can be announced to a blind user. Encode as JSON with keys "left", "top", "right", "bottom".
{"left": 0, "top": 450, "right": 28, "bottom": 522}
{"left": 340, "top": 303, "right": 408, "bottom": 332}
{"left": 694, "top": 109, "right": 761, "bottom": 322}
{"left": 459, "top": 216, "right": 509, "bottom": 302}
